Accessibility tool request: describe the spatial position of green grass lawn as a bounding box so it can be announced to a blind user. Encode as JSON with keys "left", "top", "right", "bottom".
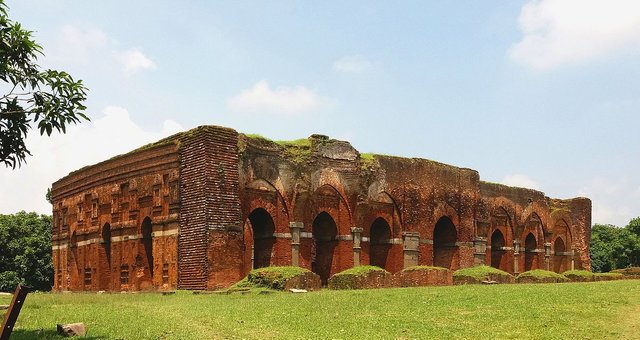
{"left": 1, "top": 280, "right": 640, "bottom": 339}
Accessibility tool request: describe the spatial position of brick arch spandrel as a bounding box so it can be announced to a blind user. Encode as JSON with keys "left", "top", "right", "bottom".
{"left": 427, "top": 202, "right": 461, "bottom": 241}
{"left": 362, "top": 191, "right": 403, "bottom": 238}
{"left": 520, "top": 202, "right": 551, "bottom": 240}
{"left": 313, "top": 169, "right": 353, "bottom": 224}
{"left": 243, "top": 178, "right": 290, "bottom": 234}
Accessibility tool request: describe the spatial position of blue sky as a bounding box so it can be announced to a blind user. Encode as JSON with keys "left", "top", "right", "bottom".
{"left": 1, "top": 0, "right": 639, "bottom": 227}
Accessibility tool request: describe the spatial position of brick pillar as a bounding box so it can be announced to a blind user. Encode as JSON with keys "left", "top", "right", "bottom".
{"left": 402, "top": 232, "right": 420, "bottom": 268}
{"left": 289, "top": 222, "right": 303, "bottom": 266}
{"left": 351, "top": 227, "right": 363, "bottom": 266}
{"left": 473, "top": 237, "right": 487, "bottom": 266}
{"left": 544, "top": 242, "right": 552, "bottom": 271}
{"left": 513, "top": 240, "right": 520, "bottom": 275}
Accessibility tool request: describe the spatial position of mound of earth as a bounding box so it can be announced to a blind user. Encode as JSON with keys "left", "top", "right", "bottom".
{"left": 394, "top": 266, "right": 452, "bottom": 287}
{"left": 562, "top": 270, "right": 594, "bottom": 282}
{"left": 453, "top": 265, "right": 514, "bottom": 284}
{"left": 516, "top": 269, "right": 569, "bottom": 283}
{"left": 235, "top": 266, "right": 321, "bottom": 291}
{"left": 593, "top": 272, "right": 624, "bottom": 281}
{"left": 327, "top": 266, "right": 393, "bottom": 290}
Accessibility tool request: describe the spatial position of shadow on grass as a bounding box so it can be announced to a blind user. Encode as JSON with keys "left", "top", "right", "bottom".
{"left": 10, "top": 329, "right": 107, "bottom": 339}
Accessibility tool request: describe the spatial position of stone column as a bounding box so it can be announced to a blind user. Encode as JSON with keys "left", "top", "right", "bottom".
{"left": 402, "top": 232, "right": 420, "bottom": 268}
{"left": 544, "top": 242, "right": 552, "bottom": 271}
{"left": 289, "top": 222, "right": 304, "bottom": 267}
{"left": 351, "top": 227, "right": 363, "bottom": 266}
{"left": 570, "top": 249, "right": 575, "bottom": 271}
{"left": 473, "top": 237, "right": 487, "bottom": 266}
{"left": 513, "top": 240, "right": 520, "bottom": 275}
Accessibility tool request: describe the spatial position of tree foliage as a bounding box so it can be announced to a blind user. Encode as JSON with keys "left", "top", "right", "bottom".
{"left": 0, "top": 0, "right": 88, "bottom": 168}
{"left": 0, "top": 211, "right": 53, "bottom": 291}
{"left": 590, "top": 218, "right": 640, "bottom": 272}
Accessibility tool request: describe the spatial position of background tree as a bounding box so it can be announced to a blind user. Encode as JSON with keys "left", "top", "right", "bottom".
{"left": 0, "top": 211, "right": 53, "bottom": 291}
{"left": 590, "top": 218, "right": 640, "bottom": 272}
{"left": 0, "top": 0, "right": 88, "bottom": 168}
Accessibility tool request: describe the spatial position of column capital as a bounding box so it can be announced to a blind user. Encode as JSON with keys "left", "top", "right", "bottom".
{"left": 289, "top": 221, "right": 304, "bottom": 230}
{"left": 351, "top": 227, "right": 363, "bottom": 234}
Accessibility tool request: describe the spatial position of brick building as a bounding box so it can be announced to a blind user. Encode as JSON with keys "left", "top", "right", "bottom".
{"left": 51, "top": 125, "right": 591, "bottom": 291}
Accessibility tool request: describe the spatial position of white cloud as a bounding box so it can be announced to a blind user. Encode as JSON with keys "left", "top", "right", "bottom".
{"left": 116, "top": 48, "right": 157, "bottom": 75}
{"left": 501, "top": 174, "right": 541, "bottom": 190}
{"left": 0, "top": 106, "right": 183, "bottom": 215}
{"left": 227, "top": 80, "right": 325, "bottom": 115}
{"left": 578, "top": 176, "right": 640, "bottom": 226}
{"left": 333, "top": 55, "right": 380, "bottom": 73}
{"left": 49, "top": 25, "right": 156, "bottom": 75}
{"left": 509, "top": 0, "right": 640, "bottom": 70}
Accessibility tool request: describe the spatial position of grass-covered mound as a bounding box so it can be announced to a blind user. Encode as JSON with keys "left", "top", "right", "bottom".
{"left": 234, "top": 266, "right": 321, "bottom": 291}
{"left": 611, "top": 267, "right": 640, "bottom": 279}
{"left": 327, "top": 266, "right": 393, "bottom": 290}
{"left": 516, "top": 269, "right": 569, "bottom": 283}
{"left": 594, "top": 272, "right": 624, "bottom": 281}
{"left": 395, "top": 266, "right": 452, "bottom": 287}
{"left": 562, "top": 270, "right": 595, "bottom": 282}
{"left": 453, "top": 265, "right": 514, "bottom": 284}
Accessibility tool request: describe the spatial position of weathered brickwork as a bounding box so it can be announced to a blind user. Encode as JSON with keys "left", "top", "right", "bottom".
{"left": 52, "top": 125, "right": 592, "bottom": 291}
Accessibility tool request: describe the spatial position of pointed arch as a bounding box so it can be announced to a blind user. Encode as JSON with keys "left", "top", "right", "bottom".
{"left": 487, "top": 206, "right": 514, "bottom": 273}
{"left": 312, "top": 211, "right": 338, "bottom": 285}
{"left": 370, "top": 217, "right": 392, "bottom": 270}
{"left": 245, "top": 208, "right": 276, "bottom": 270}
{"left": 490, "top": 229, "right": 507, "bottom": 271}
{"left": 433, "top": 216, "right": 458, "bottom": 269}
{"left": 524, "top": 232, "right": 538, "bottom": 271}
{"left": 552, "top": 218, "right": 572, "bottom": 273}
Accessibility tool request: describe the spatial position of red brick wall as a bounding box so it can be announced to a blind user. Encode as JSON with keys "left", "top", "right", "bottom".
{"left": 51, "top": 142, "right": 181, "bottom": 291}
{"left": 52, "top": 126, "right": 592, "bottom": 291}
{"left": 178, "top": 126, "right": 243, "bottom": 289}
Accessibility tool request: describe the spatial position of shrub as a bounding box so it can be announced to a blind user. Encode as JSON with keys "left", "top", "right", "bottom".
{"left": 562, "top": 270, "right": 595, "bottom": 282}
{"left": 516, "top": 269, "right": 569, "bottom": 283}
{"left": 453, "top": 265, "right": 514, "bottom": 284}
{"left": 328, "top": 266, "right": 392, "bottom": 290}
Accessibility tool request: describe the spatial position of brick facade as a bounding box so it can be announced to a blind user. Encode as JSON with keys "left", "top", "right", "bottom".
{"left": 51, "top": 125, "right": 592, "bottom": 291}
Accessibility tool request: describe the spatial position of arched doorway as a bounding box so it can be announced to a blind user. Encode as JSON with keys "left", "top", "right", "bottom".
{"left": 138, "top": 217, "right": 154, "bottom": 288}
{"left": 490, "top": 229, "right": 506, "bottom": 270}
{"left": 370, "top": 217, "right": 391, "bottom": 270}
{"left": 100, "top": 223, "right": 112, "bottom": 290}
{"left": 312, "top": 212, "right": 338, "bottom": 285}
{"left": 524, "top": 233, "right": 537, "bottom": 271}
{"left": 553, "top": 237, "right": 566, "bottom": 273}
{"left": 247, "top": 208, "right": 276, "bottom": 269}
{"left": 433, "top": 217, "right": 458, "bottom": 269}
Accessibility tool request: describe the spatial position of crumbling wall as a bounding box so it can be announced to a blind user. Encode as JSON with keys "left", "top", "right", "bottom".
{"left": 52, "top": 124, "right": 592, "bottom": 291}
{"left": 51, "top": 142, "right": 181, "bottom": 291}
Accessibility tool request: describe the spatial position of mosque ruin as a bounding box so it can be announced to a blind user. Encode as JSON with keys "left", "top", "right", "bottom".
{"left": 51, "top": 125, "right": 592, "bottom": 291}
